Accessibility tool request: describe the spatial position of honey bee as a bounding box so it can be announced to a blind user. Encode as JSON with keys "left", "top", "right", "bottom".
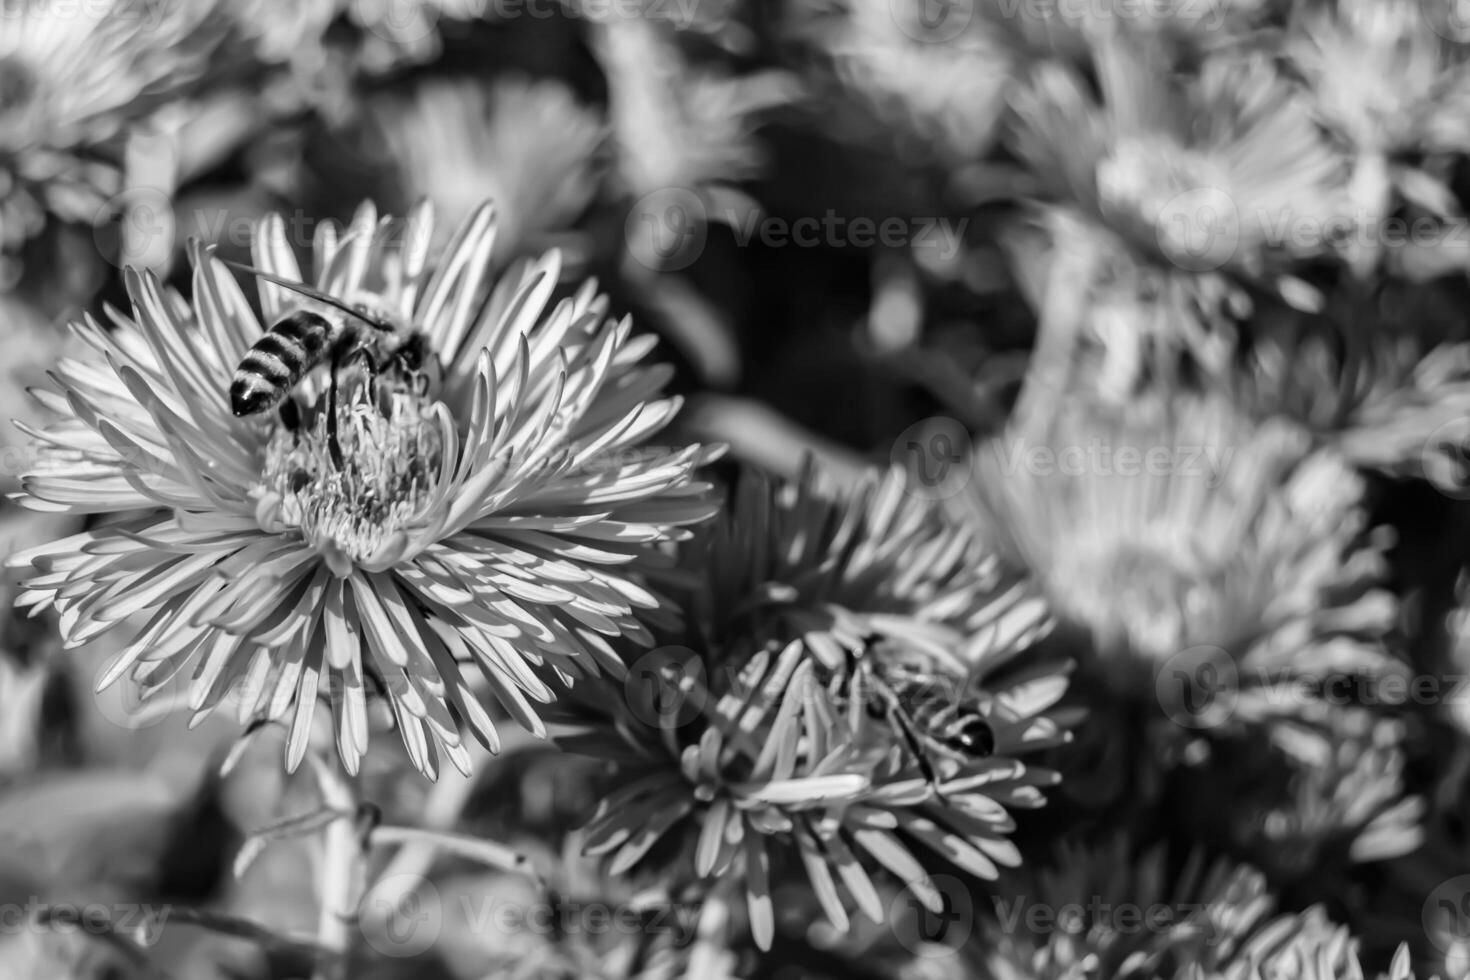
{"left": 850, "top": 655, "right": 995, "bottom": 799}
{"left": 222, "top": 262, "right": 436, "bottom": 467}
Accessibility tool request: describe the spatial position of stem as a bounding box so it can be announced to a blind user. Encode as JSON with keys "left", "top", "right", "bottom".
{"left": 362, "top": 741, "right": 487, "bottom": 931}
{"left": 309, "top": 754, "right": 363, "bottom": 980}
{"left": 1011, "top": 219, "right": 1103, "bottom": 442}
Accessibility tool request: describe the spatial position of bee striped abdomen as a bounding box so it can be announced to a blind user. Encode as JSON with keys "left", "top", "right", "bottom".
{"left": 230, "top": 311, "right": 333, "bottom": 417}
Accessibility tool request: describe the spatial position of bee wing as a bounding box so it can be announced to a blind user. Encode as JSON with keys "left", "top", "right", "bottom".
{"left": 217, "top": 257, "right": 395, "bottom": 334}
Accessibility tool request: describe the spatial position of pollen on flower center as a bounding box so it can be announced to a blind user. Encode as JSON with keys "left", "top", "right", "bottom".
{"left": 254, "top": 375, "right": 444, "bottom": 575}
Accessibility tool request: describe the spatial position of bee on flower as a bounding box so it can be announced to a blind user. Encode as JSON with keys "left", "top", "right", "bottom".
{"left": 8, "top": 200, "right": 723, "bottom": 779}
{"left": 553, "top": 464, "right": 1073, "bottom": 951}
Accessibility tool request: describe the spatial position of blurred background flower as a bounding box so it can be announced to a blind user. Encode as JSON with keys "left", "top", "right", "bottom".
{"left": 369, "top": 74, "right": 605, "bottom": 273}
{"left": 2, "top": 1, "right": 1470, "bottom": 977}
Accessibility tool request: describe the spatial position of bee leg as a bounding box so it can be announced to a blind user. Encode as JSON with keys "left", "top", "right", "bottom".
{"left": 278, "top": 397, "right": 302, "bottom": 441}
{"left": 327, "top": 349, "right": 346, "bottom": 470}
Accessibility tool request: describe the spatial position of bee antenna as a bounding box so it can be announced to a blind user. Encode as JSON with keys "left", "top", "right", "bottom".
{"left": 217, "top": 257, "right": 395, "bottom": 334}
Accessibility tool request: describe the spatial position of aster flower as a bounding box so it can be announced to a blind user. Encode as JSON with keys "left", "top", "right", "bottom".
{"left": 370, "top": 75, "right": 604, "bottom": 270}
{"left": 1230, "top": 283, "right": 1470, "bottom": 487}
{"left": 7, "top": 200, "right": 722, "bottom": 779}
{"left": 974, "top": 836, "right": 1421, "bottom": 980}
{"left": 592, "top": 14, "right": 798, "bottom": 254}
{"left": 229, "top": 0, "right": 488, "bottom": 80}
{"left": 793, "top": 0, "right": 1017, "bottom": 170}
{"left": 1006, "top": 32, "right": 1345, "bottom": 377}
{"left": 1208, "top": 711, "right": 1424, "bottom": 876}
{"left": 556, "top": 464, "right": 1072, "bottom": 951}
{"left": 0, "top": 0, "right": 220, "bottom": 280}
{"left": 1286, "top": 0, "right": 1470, "bottom": 275}
{"left": 962, "top": 387, "right": 1402, "bottom": 732}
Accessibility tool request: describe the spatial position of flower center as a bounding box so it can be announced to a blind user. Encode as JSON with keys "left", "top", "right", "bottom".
{"left": 254, "top": 374, "right": 443, "bottom": 575}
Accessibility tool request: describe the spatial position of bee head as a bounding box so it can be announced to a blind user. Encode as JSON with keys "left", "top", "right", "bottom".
{"left": 948, "top": 715, "right": 995, "bottom": 756}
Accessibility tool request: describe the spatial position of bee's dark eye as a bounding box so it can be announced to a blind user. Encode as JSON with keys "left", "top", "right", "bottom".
{"left": 950, "top": 716, "right": 994, "bottom": 756}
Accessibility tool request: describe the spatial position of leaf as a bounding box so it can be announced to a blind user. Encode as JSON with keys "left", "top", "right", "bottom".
{"left": 851, "top": 828, "right": 940, "bottom": 913}
{"left": 730, "top": 774, "right": 867, "bottom": 806}
{"left": 743, "top": 835, "right": 774, "bottom": 951}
